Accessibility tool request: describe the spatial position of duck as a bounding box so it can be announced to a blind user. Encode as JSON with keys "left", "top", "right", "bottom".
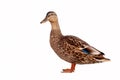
{"left": 40, "top": 11, "right": 110, "bottom": 73}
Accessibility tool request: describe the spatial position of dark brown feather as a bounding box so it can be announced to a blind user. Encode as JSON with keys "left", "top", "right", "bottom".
{"left": 61, "top": 35, "right": 89, "bottom": 48}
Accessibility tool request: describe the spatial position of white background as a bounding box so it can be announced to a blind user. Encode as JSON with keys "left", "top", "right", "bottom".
{"left": 0, "top": 0, "right": 120, "bottom": 80}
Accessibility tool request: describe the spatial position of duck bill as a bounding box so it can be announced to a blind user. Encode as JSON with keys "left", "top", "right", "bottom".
{"left": 40, "top": 17, "right": 47, "bottom": 24}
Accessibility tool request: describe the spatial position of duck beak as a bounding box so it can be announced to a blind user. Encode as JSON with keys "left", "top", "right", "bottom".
{"left": 40, "top": 17, "right": 48, "bottom": 24}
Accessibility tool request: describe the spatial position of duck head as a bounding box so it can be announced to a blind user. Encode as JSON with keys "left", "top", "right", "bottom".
{"left": 40, "top": 11, "right": 58, "bottom": 24}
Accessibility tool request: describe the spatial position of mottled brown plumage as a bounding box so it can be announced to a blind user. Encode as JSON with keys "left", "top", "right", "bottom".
{"left": 40, "top": 11, "right": 110, "bottom": 73}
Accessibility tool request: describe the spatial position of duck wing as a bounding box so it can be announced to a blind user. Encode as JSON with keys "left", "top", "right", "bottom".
{"left": 60, "top": 35, "right": 104, "bottom": 55}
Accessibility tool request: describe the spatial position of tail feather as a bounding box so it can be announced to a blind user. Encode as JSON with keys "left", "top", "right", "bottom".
{"left": 81, "top": 46, "right": 110, "bottom": 62}
{"left": 93, "top": 53, "right": 110, "bottom": 62}
{"left": 95, "top": 58, "right": 110, "bottom": 62}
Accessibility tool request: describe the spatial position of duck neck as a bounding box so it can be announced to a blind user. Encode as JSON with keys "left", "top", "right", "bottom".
{"left": 50, "top": 21, "right": 62, "bottom": 36}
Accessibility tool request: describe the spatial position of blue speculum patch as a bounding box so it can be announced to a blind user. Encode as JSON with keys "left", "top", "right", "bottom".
{"left": 81, "top": 48, "right": 90, "bottom": 54}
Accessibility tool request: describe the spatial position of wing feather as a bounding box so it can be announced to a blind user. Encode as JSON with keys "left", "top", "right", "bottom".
{"left": 61, "top": 35, "right": 90, "bottom": 49}
{"left": 60, "top": 35, "right": 103, "bottom": 55}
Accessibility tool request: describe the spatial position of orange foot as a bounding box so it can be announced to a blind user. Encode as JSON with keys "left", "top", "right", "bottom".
{"left": 62, "top": 69, "right": 74, "bottom": 73}
{"left": 62, "top": 63, "right": 76, "bottom": 73}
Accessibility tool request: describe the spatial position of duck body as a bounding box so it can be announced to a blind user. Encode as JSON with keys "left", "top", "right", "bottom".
{"left": 41, "top": 11, "right": 110, "bottom": 73}
{"left": 50, "top": 30, "right": 101, "bottom": 64}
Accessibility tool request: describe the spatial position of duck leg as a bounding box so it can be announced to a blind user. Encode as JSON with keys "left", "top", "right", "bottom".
{"left": 62, "top": 63, "right": 76, "bottom": 73}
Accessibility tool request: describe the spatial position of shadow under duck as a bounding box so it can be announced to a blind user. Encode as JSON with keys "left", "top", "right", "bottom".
{"left": 40, "top": 11, "right": 110, "bottom": 73}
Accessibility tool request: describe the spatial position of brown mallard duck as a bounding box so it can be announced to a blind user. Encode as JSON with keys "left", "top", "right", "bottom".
{"left": 40, "top": 11, "right": 110, "bottom": 73}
